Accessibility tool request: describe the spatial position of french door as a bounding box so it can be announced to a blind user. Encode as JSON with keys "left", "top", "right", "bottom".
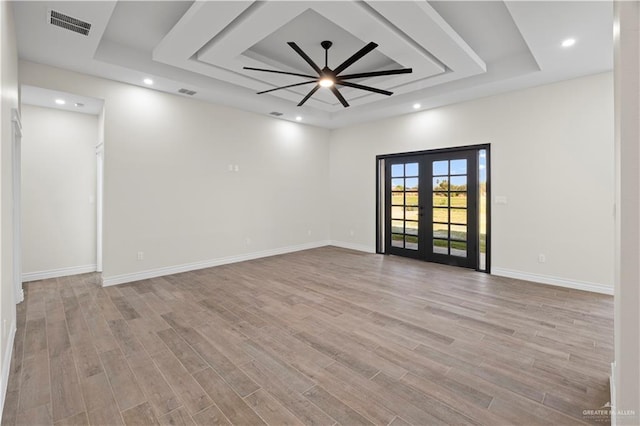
{"left": 383, "top": 148, "right": 481, "bottom": 269}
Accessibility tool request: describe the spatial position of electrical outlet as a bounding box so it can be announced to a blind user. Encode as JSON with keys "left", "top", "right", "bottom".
{"left": 137, "top": 251, "right": 144, "bottom": 261}
{"left": 245, "top": 237, "right": 251, "bottom": 245}
{"left": 349, "top": 229, "right": 355, "bottom": 237}
{"left": 307, "top": 230, "right": 312, "bottom": 236}
{"left": 538, "top": 254, "right": 546, "bottom": 263}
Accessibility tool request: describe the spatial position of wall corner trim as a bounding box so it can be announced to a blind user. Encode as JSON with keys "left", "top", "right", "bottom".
{"left": 492, "top": 267, "right": 614, "bottom": 295}
{"left": 0, "top": 320, "right": 17, "bottom": 423}
{"left": 22, "top": 264, "right": 97, "bottom": 282}
{"left": 102, "top": 240, "right": 333, "bottom": 287}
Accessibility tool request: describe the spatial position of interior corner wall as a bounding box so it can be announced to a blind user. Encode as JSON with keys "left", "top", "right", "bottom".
{"left": 18, "top": 61, "right": 331, "bottom": 285}
{"left": 0, "top": 0, "right": 19, "bottom": 419}
{"left": 21, "top": 104, "right": 98, "bottom": 279}
{"left": 329, "top": 72, "right": 615, "bottom": 293}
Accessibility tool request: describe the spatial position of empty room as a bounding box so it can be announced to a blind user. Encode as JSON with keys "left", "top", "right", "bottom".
{"left": 1, "top": 1, "right": 639, "bottom": 425}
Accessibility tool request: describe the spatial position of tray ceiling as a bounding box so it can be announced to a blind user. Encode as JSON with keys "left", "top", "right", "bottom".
{"left": 13, "top": 1, "right": 613, "bottom": 128}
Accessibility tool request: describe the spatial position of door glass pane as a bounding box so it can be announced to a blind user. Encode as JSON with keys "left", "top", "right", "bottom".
{"left": 405, "top": 192, "right": 418, "bottom": 206}
{"left": 391, "top": 234, "right": 404, "bottom": 247}
{"left": 405, "top": 235, "right": 418, "bottom": 250}
{"left": 450, "top": 208, "right": 467, "bottom": 224}
{"left": 405, "top": 163, "right": 419, "bottom": 177}
{"left": 392, "top": 178, "right": 404, "bottom": 190}
{"left": 450, "top": 193, "right": 467, "bottom": 208}
{"left": 391, "top": 206, "right": 404, "bottom": 220}
{"left": 405, "top": 177, "right": 419, "bottom": 190}
{"left": 433, "top": 177, "right": 448, "bottom": 191}
{"left": 391, "top": 220, "right": 404, "bottom": 234}
{"left": 450, "top": 176, "right": 467, "bottom": 189}
{"left": 391, "top": 192, "right": 404, "bottom": 205}
{"left": 405, "top": 221, "right": 418, "bottom": 235}
{"left": 433, "top": 208, "right": 448, "bottom": 223}
{"left": 450, "top": 241, "right": 467, "bottom": 257}
{"left": 405, "top": 206, "right": 419, "bottom": 221}
{"left": 450, "top": 224, "right": 467, "bottom": 241}
{"left": 433, "top": 239, "right": 448, "bottom": 254}
{"left": 479, "top": 149, "right": 487, "bottom": 271}
{"left": 433, "top": 193, "right": 447, "bottom": 207}
{"left": 450, "top": 159, "right": 467, "bottom": 175}
{"left": 433, "top": 223, "right": 448, "bottom": 239}
{"left": 391, "top": 164, "right": 404, "bottom": 177}
{"left": 433, "top": 161, "right": 448, "bottom": 176}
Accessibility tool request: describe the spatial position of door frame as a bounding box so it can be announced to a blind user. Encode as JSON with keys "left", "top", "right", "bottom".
{"left": 96, "top": 142, "right": 104, "bottom": 273}
{"left": 12, "top": 108, "right": 24, "bottom": 303}
{"left": 376, "top": 144, "right": 491, "bottom": 273}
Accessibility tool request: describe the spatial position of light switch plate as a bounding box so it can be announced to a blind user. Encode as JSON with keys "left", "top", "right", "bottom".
{"left": 495, "top": 195, "right": 508, "bottom": 205}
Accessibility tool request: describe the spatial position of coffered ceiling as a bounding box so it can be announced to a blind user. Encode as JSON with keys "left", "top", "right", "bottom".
{"left": 13, "top": 1, "right": 613, "bottom": 128}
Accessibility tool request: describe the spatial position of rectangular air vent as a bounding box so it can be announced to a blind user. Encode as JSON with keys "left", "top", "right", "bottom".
{"left": 269, "top": 112, "right": 283, "bottom": 117}
{"left": 48, "top": 10, "right": 91, "bottom": 36}
{"left": 178, "top": 88, "right": 197, "bottom": 96}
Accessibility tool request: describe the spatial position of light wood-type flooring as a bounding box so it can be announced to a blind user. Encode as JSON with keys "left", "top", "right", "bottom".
{"left": 2, "top": 247, "right": 613, "bottom": 425}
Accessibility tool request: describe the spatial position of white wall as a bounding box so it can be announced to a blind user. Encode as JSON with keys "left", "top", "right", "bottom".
{"left": 21, "top": 104, "right": 98, "bottom": 278}
{"left": 330, "top": 72, "right": 614, "bottom": 292}
{"left": 19, "top": 61, "right": 331, "bottom": 285}
{"left": 0, "top": 0, "right": 20, "bottom": 420}
{"left": 18, "top": 63, "right": 615, "bottom": 293}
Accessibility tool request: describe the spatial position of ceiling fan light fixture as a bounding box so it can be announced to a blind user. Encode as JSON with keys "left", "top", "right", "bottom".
{"left": 244, "top": 40, "right": 413, "bottom": 108}
{"left": 319, "top": 78, "right": 334, "bottom": 88}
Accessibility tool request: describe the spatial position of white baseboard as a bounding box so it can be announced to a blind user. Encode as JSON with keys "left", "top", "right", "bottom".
{"left": 328, "top": 240, "right": 376, "bottom": 254}
{"left": 492, "top": 267, "right": 613, "bottom": 295}
{"left": 0, "top": 319, "right": 17, "bottom": 423}
{"left": 22, "top": 264, "right": 97, "bottom": 282}
{"left": 102, "top": 240, "right": 332, "bottom": 287}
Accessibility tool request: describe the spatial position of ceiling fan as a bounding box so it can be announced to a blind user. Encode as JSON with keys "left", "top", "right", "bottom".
{"left": 243, "top": 40, "right": 413, "bottom": 108}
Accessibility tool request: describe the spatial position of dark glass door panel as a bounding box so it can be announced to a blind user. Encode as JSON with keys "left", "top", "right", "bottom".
{"left": 426, "top": 151, "right": 478, "bottom": 268}
{"left": 385, "top": 158, "right": 423, "bottom": 258}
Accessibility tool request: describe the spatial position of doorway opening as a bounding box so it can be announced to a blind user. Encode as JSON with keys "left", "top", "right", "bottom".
{"left": 376, "top": 144, "right": 491, "bottom": 272}
{"left": 19, "top": 86, "right": 105, "bottom": 284}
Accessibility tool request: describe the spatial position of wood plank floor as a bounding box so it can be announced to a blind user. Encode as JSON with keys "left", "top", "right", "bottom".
{"left": 2, "top": 247, "right": 613, "bottom": 425}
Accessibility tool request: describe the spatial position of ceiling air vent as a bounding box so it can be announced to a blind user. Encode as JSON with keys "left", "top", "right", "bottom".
{"left": 269, "top": 112, "right": 283, "bottom": 117}
{"left": 48, "top": 10, "right": 91, "bottom": 36}
{"left": 178, "top": 88, "right": 197, "bottom": 96}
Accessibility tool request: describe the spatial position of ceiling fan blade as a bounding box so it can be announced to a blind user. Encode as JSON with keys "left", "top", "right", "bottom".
{"left": 257, "top": 80, "right": 318, "bottom": 95}
{"left": 287, "top": 42, "right": 322, "bottom": 74}
{"left": 333, "top": 42, "right": 378, "bottom": 75}
{"left": 298, "top": 85, "right": 320, "bottom": 106}
{"left": 243, "top": 67, "right": 317, "bottom": 80}
{"left": 338, "top": 68, "right": 413, "bottom": 80}
{"left": 336, "top": 81, "right": 393, "bottom": 96}
{"left": 329, "top": 86, "right": 349, "bottom": 108}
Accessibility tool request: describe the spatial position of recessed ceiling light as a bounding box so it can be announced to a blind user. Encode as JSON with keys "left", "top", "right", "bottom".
{"left": 561, "top": 38, "right": 576, "bottom": 48}
{"left": 413, "top": 103, "right": 421, "bottom": 109}
{"left": 55, "top": 99, "right": 65, "bottom": 105}
{"left": 143, "top": 78, "right": 154, "bottom": 85}
{"left": 295, "top": 116, "right": 302, "bottom": 121}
